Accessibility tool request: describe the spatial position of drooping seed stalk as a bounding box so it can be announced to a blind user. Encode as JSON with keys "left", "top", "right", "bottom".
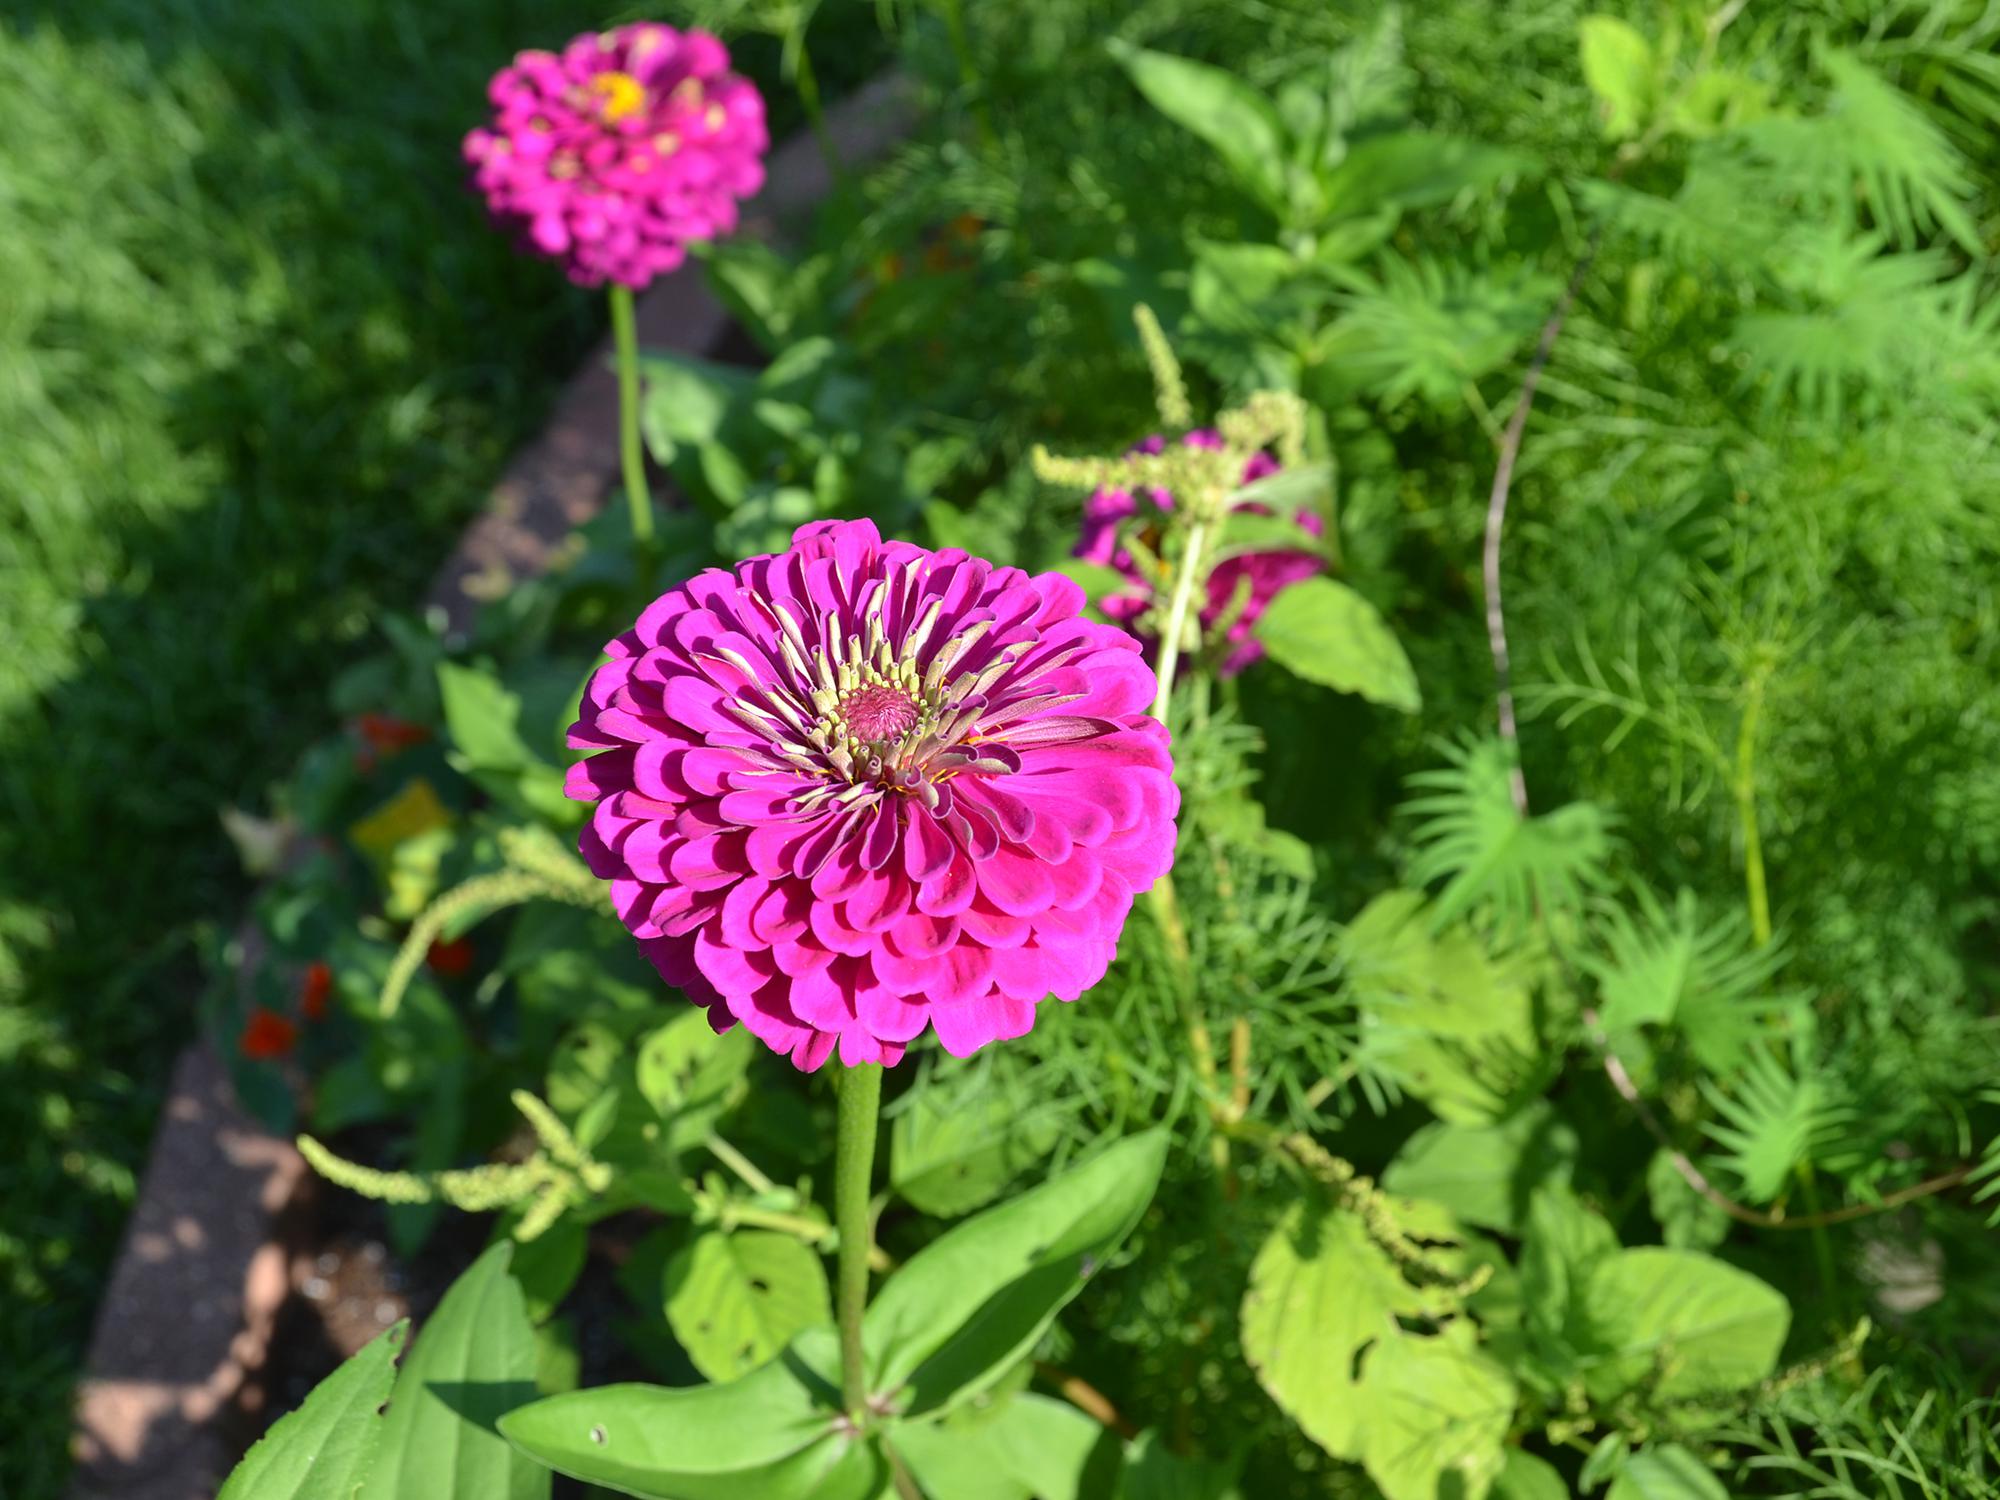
{"left": 834, "top": 1062, "right": 884, "bottom": 1420}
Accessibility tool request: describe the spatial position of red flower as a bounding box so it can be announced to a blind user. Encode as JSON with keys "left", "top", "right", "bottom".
{"left": 300, "top": 961, "right": 334, "bottom": 1022}
{"left": 355, "top": 713, "right": 431, "bottom": 755}
{"left": 240, "top": 1007, "right": 298, "bottom": 1061}
{"left": 426, "top": 937, "right": 475, "bottom": 977}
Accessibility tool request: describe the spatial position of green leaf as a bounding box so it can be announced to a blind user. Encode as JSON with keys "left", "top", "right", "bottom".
{"left": 1107, "top": 42, "right": 1291, "bottom": 217}
{"left": 863, "top": 1130, "right": 1167, "bottom": 1416}
{"left": 890, "top": 1393, "right": 1119, "bottom": 1500}
{"left": 637, "top": 1008, "right": 753, "bottom": 1155}
{"left": 504, "top": 1215, "right": 588, "bottom": 1326}
{"left": 889, "top": 1071, "right": 1064, "bottom": 1218}
{"left": 1252, "top": 577, "right": 1418, "bottom": 711}
{"left": 1322, "top": 133, "right": 1534, "bottom": 220}
{"left": 1405, "top": 735, "right": 1614, "bottom": 933}
{"left": 1383, "top": 1105, "right": 1580, "bottom": 1235}
{"left": 376, "top": 1242, "right": 546, "bottom": 1500}
{"left": 1339, "top": 892, "right": 1552, "bottom": 1124}
{"left": 1516, "top": 1186, "right": 1618, "bottom": 1379}
{"left": 665, "top": 1230, "right": 833, "bottom": 1383}
{"left": 638, "top": 352, "right": 755, "bottom": 463}
{"left": 1607, "top": 1445, "right": 1729, "bottom": 1500}
{"left": 1579, "top": 16, "right": 1655, "bottom": 139}
{"left": 1581, "top": 1248, "right": 1790, "bottom": 1401}
{"left": 437, "top": 661, "right": 538, "bottom": 773}
{"left": 498, "top": 1345, "right": 875, "bottom": 1500}
{"left": 1358, "top": 1326, "right": 1516, "bottom": 1500}
{"left": 1240, "top": 1199, "right": 1461, "bottom": 1459}
{"left": 217, "top": 1322, "right": 406, "bottom": 1500}
{"left": 1121, "top": 1430, "right": 1242, "bottom": 1500}
{"left": 1493, "top": 1449, "right": 1569, "bottom": 1500}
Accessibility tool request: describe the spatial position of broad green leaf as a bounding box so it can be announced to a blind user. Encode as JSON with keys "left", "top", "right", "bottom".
{"left": 863, "top": 1131, "right": 1167, "bottom": 1416}
{"left": 666, "top": 1230, "right": 833, "bottom": 1383}
{"left": 890, "top": 1393, "right": 1118, "bottom": 1500}
{"left": 1518, "top": 1186, "right": 1618, "bottom": 1356}
{"left": 376, "top": 1243, "right": 546, "bottom": 1500}
{"left": 1646, "top": 1149, "right": 1730, "bottom": 1252}
{"left": 504, "top": 1214, "right": 588, "bottom": 1325}
{"left": 1581, "top": 1248, "right": 1789, "bottom": 1401}
{"left": 498, "top": 1342, "right": 871, "bottom": 1500}
{"left": 1322, "top": 133, "right": 1534, "bottom": 220}
{"left": 1340, "top": 892, "right": 1551, "bottom": 1124}
{"left": 639, "top": 351, "right": 755, "bottom": 462}
{"left": 637, "top": 1009, "right": 753, "bottom": 1155}
{"left": 1107, "top": 42, "right": 1291, "bottom": 216}
{"left": 1492, "top": 1449, "right": 1568, "bottom": 1500}
{"left": 1223, "top": 464, "right": 1333, "bottom": 523}
{"left": 1253, "top": 577, "right": 1419, "bottom": 711}
{"left": 1359, "top": 1327, "right": 1516, "bottom": 1500}
{"left": 1384, "top": 1106, "right": 1579, "bottom": 1235}
{"left": 1122, "top": 1430, "right": 1243, "bottom": 1500}
{"left": 1607, "top": 1445, "right": 1729, "bottom": 1499}
{"left": 217, "top": 1322, "right": 405, "bottom": 1500}
{"left": 437, "top": 661, "right": 538, "bottom": 773}
{"left": 889, "top": 1073, "right": 1064, "bottom": 1218}
{"left": 1188, "top": 239, "right": 1323, "bottom": 339}
{"left": 1579, "top": 16, "right": 1655, "bottom": 140}
{"left": 1241, "top": 1200, "right": 1457, "bottom": 1459}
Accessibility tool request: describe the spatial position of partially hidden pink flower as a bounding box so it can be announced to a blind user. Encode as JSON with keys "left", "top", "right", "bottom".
{"left": 565, "top": 520, "right": 1180, "bottom": 1069}
{"left": 463, "top": 24, "right": 768, "bottom": 289}
{"left": 1076, "top": 430, "right": 1324, "bottom": 677}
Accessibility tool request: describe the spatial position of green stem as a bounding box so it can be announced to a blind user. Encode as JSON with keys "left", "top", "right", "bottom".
{"left": 835, "top": 1062, "right": 884, "bottom": 1420}
{"left": 1151, "top": 515, "right": 1212, "bottom": 723}
{"left": 609, "top": 283, "right": 655, "bottom": 552}
{"left": 1735, "top": 672, "right": 1771, "bottom": 947}
{"left": 938, "top": 0, "right": 996, "bottom": 153}
{"left": 790, "top": 39, "right": 841, "bottom": 179}
{"left": 706, "top": 1132, "right": 776, "bottom": 1195}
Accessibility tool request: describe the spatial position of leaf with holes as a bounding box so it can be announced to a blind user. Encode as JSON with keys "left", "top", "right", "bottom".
{"left": 1358, "top": 1324, "right": 1516, "bottom": 1500}
{"left": 665, "top": 1230, "right": 833, "bottom": 1383}
{"left": 216, "top": 1322, "right": 405, "bottom": 1500}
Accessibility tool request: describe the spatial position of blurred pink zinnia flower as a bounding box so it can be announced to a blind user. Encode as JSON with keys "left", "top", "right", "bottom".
{"left": 1076, "top": 430, "right": 1324, "bottom": 677}
{"left": 565, "top": 520, "right": 1180, "bottom": 1070}
{"left": 463, "top": 24, "right": 768, "bottom": 288}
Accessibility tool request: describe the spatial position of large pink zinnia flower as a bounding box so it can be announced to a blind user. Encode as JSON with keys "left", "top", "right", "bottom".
{"left": 1077, "top": 430, "right": 1324, "bottom": 677}
{"left": 463, "top": 25, "right": 768, "bottom": 289}
{"left": 565, "top": 520, "right": 1179, "bottom": 1070}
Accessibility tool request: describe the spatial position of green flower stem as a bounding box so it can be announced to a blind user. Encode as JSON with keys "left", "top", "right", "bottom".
{"left": 834, "top": 1061, "right": 884, "bottom": 1420}
{"left": 608, "top": 283, "right": 654, "bottom": 552}
{"left": 1150, "top": 514, "right": 1212, "bottom": 723}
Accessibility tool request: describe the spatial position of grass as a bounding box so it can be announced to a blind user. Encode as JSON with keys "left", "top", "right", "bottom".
{"left": 0, "top": 2, "right": 881, "bottom": 1491}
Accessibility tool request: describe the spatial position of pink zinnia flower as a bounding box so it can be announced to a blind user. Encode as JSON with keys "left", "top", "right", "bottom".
{"left": 1076, "top": 430, "right": 1325, "bottom": 677}
{"left": 565, "top": 520, "right": 1180, "bottom": 1069}
{"left": 463, "top": 25, "right": 768, "bottom": 289}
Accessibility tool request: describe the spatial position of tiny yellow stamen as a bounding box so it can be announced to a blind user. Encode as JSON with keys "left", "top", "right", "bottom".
{"left": 587, "top": 71, "right": 646, "bottom": 123}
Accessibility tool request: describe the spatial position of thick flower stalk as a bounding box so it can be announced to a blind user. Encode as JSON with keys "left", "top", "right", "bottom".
{"left": 463, "top": 24, "right": 768, "bottom": 289}
{"left": 1076, "top": 430, "right": 1324, "bottom": 677}
{"left": 565, "top": 520, "right": 1179, "bottom": 1068}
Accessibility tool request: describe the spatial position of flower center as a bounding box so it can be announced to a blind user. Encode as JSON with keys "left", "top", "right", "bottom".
{"left": 839, "top": 684, "right": 920, "bottom": 743}
{"left": 587, "top": 71, "right": 647, "bottom": 123}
